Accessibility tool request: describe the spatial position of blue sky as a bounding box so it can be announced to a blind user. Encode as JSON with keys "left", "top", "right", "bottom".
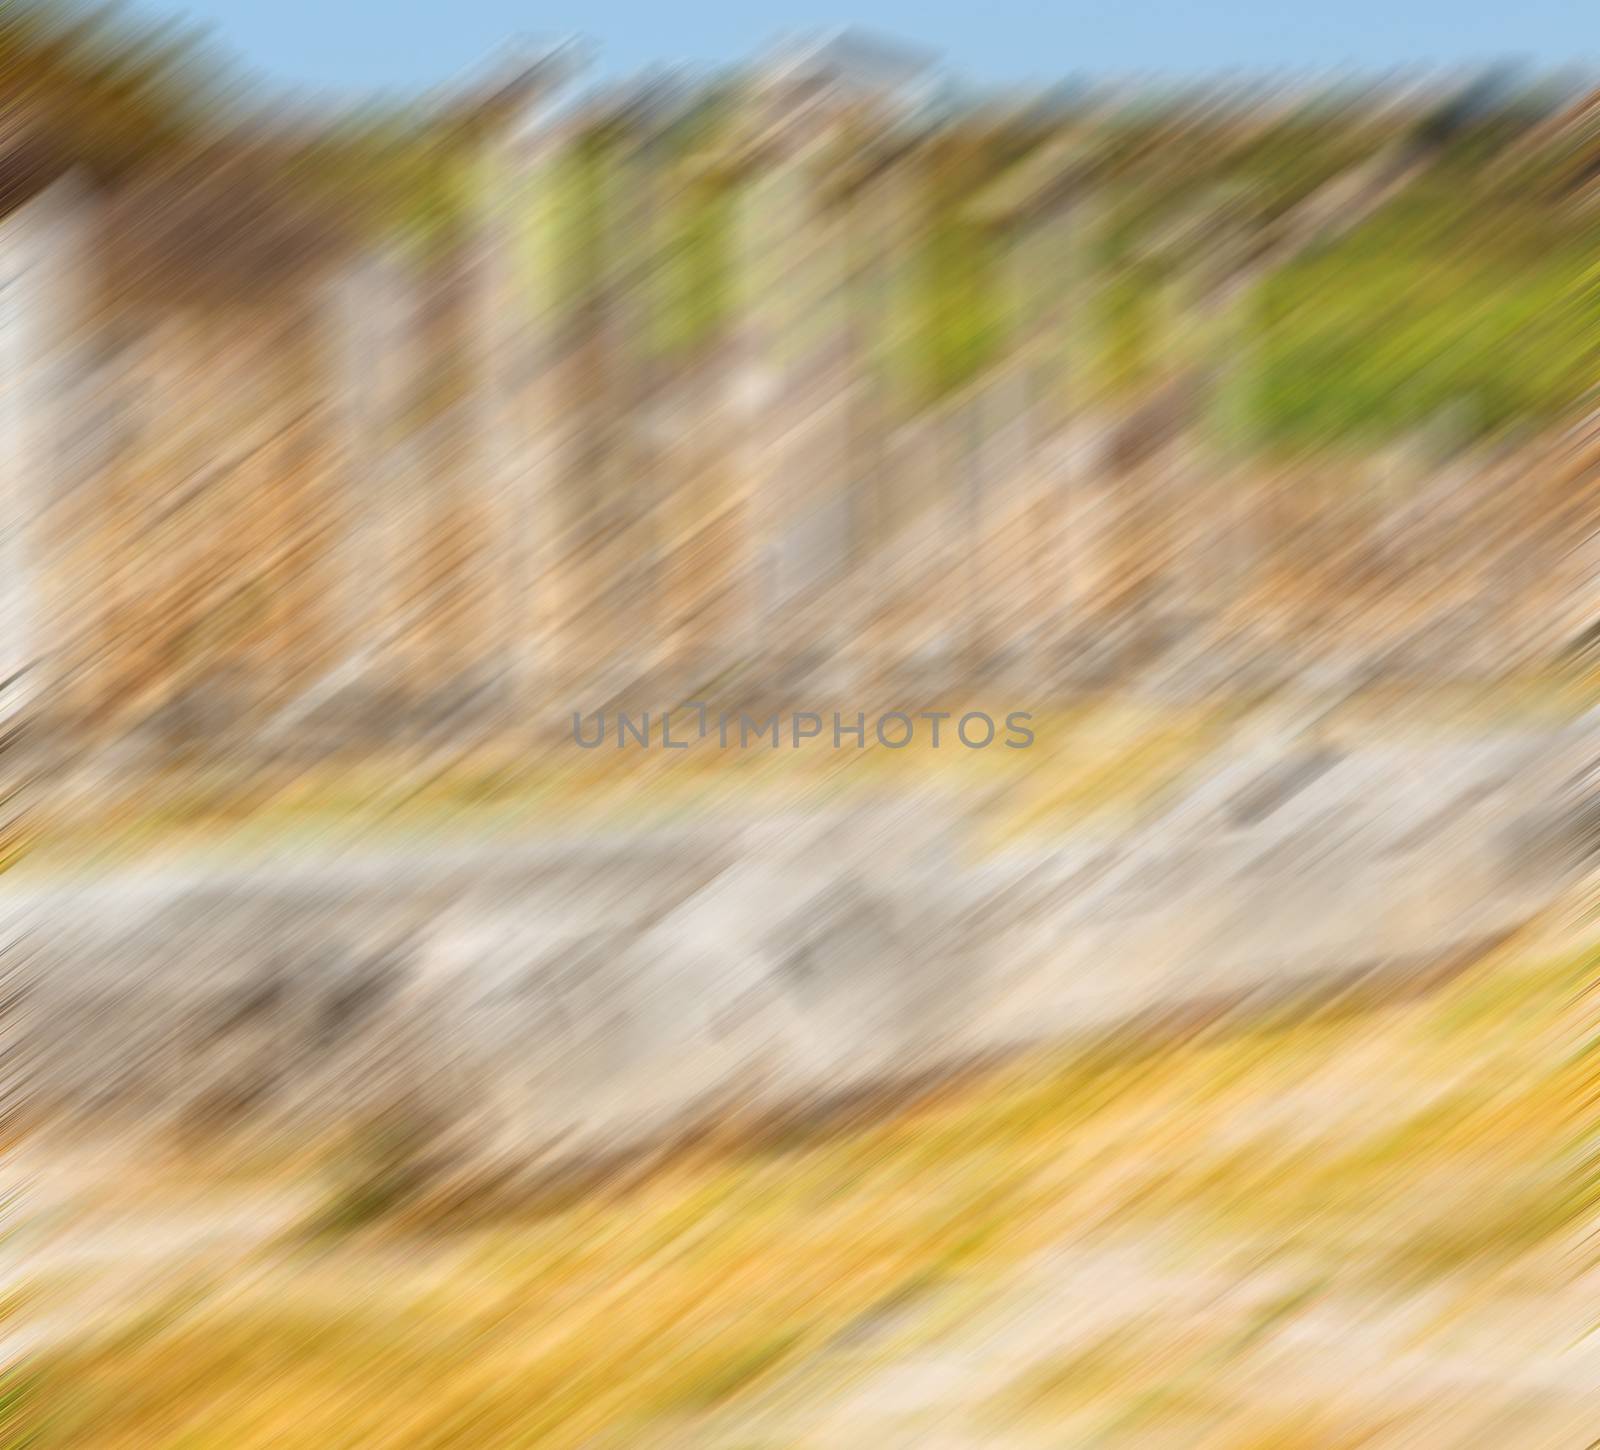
{"left": 143, "top": 0, "right": 1597, "bottom": 97}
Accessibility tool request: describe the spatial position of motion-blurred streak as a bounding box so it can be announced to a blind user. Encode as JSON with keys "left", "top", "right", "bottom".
{"left": 0, "top": 16, "right": 1597, "bottom": 1450}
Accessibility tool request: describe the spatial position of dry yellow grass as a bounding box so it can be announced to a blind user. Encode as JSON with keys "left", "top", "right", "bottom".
{"left": 4, "top": 915, "right": 1597, "bottom": 1449}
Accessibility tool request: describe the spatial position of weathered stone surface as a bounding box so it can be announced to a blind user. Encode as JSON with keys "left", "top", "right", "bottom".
{"left": 1, "top": 723, "right": 1593, "bottom": 1160}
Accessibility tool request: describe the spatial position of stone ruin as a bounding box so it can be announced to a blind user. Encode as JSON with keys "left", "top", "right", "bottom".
{"left": 0, "top": 44, "right": 1594, "bottom": 769}
{"left": 4, "top": 711, "right": 1593, "bottom": 1167}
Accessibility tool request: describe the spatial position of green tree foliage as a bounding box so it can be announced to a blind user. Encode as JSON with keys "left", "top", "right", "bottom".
{"left": 6, "top": 11, "right": 1595, "bottom": 453}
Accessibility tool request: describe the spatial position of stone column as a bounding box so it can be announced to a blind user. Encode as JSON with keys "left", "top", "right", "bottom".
{"left": 0, "top": 176, "right": 96, "bottom": 867}
{"left": 464, "top": 65, "right": 581, "bottom": 719}
{"left": 731, "top": 121, "right": 822, "bottom": 670}
{"left": 729, "top": 88, "right": 874, "bottom": 696}
{"left": 839, "top": 128, "right": 927, "bottom": 696}
{"left": 1151, "top": 188, "right": 1268, "bottom": 649}
{"left": 336, "top": 249, "right": 414, "bottom": 644}
{"left": 543, "top": 116, "right": 657, "bottom": 699}
{"left": 605, "top": 98, "right": 684, "bottom": 694}
{"left": 963, "top": 142, "right": 1101, "bottom": 689}
{"left": 702, "top": 47, "right": 936, "bottom": 700}
{"left": 1013, "top": 186, "right": 1101, "bottom": 680}
{"left": 0, "top": 177, "right": 94, "bottom": 735}
{"left": 497, "top": 109, "right": 585, "bottom": 714}
{"left": 277, "top": 244, "right": 422, "bottom": 740}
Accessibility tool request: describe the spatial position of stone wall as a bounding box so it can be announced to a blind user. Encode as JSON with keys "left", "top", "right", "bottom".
{"left": 5, "top": 718, "right": 1593, "bottom": 1164}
